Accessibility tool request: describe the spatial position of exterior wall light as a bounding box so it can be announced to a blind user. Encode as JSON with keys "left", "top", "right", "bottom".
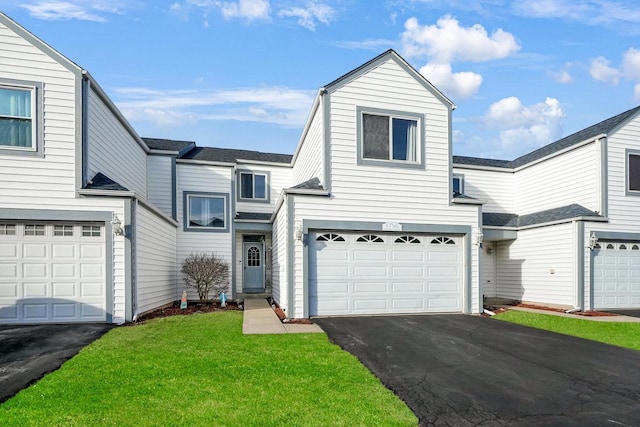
{"left": 295, "top": 225, "right": 303, "bottom": 242}
{"left": 112, "top": 213, "right": 124, "bottom": 236}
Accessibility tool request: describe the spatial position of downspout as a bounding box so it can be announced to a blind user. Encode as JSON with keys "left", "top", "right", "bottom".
{"left": 573, "top": 220, "right": 585, "bottom": 312}
{"left": 130, "top": 199, "right": 139, "bottom": 321}
{"left": 81, "top": 75, "right": 90, "bottom": 188}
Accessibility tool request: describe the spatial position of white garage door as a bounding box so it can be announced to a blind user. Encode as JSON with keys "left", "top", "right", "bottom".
{"left": 0, "top": 222, "right": 107, "bottom": 323}
{"left": 309, "top": 231, "right": 463, "bottom": 316}
{"left": 593, "top": 242, "right": 640, "bottom": 309}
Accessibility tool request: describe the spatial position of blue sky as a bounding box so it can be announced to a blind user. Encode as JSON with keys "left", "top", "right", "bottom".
{"left": 2, "top": 1, "right": 640, "bottom": 160}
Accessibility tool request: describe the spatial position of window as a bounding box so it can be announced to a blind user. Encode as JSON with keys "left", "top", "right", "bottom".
{"left": 239, "top": 171, "right": 268, "bottom": 201}
{"left": 24, "top": 224, "right": 45, "bottom": 236}
{"left": 82, "top": 225, "right": 101, "bottom": 237}
{"left": 357, "top": 234, "right": 384, "bottom": 243}
{"left": 627, "top": 151, "right": 640, "bottom": 194}
{"left": 0, "top": 224, "right": 16, "bottom": 235}
{"left": 431, "top": 236, "right": 456, "bottom": 245}
{"left": 395, "top": 235, "right": 421, "bottom": 244}
{"left": 453, "top": 175, "right": 464, "bottom": 195}
{"left": 316, "top": 233, "right": 345, "bottom": 242}
{"left": 0, "top": 80, "right": 42, "bottom": 155}
{"left": 357, "top": 107, "right": 423, "bottom": 168}
{"left": 184, "top": 192, "right": 228, "bottom": 232}
{"left": 54, "top": 225, "right": 73, "bottom": 237}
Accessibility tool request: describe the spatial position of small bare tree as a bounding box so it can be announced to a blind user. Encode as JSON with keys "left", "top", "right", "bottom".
{"left": 181, "top": 253, "right": 230, "bottom": 303}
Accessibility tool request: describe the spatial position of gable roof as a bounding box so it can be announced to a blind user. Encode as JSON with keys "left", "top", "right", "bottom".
{"left": 455, "top": 105, "right": 640, "bottom": 169}
{"left": 323, "top": 49, "right": 455, "bottom": 109}
{"left": 483, "top": 204, "right": 602, "bottom": 228}
{"left": 143, "top": 137, "right": 195, "bottom": 154}
{"left": 85, "top": 173, "right": 129, "bottom": 192}
{"left": 181, "top": 146, "right": 293, "bottom": 165}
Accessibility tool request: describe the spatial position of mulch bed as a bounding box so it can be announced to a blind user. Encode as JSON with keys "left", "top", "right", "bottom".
{"left": 137, "top": 301, "right": 240, "bottom": 322}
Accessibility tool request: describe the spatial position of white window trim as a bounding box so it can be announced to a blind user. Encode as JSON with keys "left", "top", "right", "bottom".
{"left": 183, "top": 191, "right": 229, "bottom": 233}
{"left": 453, "top": 174, "right": 465, "bottom": 195}
{"left": 0, "top": 78, "right": 44, "bottom": 157}
{"left": 356, "top": 106, "right": 425, "bottom": 169}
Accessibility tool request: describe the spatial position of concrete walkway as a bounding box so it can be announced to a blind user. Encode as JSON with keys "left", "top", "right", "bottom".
{"left": 501, "top": 305, "right": 640, "bottom": 322}
{"left": 242, "top": 299, "right": 324, "bottom": 334}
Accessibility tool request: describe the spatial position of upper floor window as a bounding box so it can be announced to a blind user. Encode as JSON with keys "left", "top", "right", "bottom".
{"left": 0, "top": 80, "right": 42, "bottom": 156}
{"left": 184, "top": 192, "right": 229, "bottom": 232}
{"left": 239, "top": 171, "right": 268, "bottom": 202}
{"left": 357, "top": 107, "right": 424, "bottom": 169}
{"left": 627, "top": 151, "right": 640, "bottom": 194}
{"left": 453, "top": 174, "right": 464, "bottom": 195}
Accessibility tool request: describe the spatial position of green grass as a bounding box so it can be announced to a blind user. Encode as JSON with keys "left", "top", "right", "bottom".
{"left": 0, "top": 312, "right": 416, "bottom": 427}
{"left": 494, "top": 310, "right": 640, "bottom": 350}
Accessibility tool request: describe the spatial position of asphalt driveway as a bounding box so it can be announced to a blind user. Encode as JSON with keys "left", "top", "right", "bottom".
{"left": 315, "top": 315, "right": 640, "bottom": 426}
{"left": 0, "top": 323, "right": 113, "bottom": 403}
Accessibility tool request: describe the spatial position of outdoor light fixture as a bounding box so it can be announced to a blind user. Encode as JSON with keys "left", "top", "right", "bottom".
{"left": 295, "top": 225, "right": 303, "bottom": 242}
{"left": 475, "top": 232, "right": 484, "bottom": 247}
{"left": 112, "top": 213, "right": 124, "bottom": 236}
{"left": 588, "top": 233, "right": 598, "bottom": 250}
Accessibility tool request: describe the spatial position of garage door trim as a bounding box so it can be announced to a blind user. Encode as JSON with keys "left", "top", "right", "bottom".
{"left": 0, "top": 208, "right": 113, "bottom": 323}
{"left": 301, "top": 220, "right": 472, "bottom": 317}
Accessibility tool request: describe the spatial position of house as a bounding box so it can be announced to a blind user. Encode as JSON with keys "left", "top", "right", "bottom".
{"left": 0, "top": 12, "right": 639, "bottom": 325}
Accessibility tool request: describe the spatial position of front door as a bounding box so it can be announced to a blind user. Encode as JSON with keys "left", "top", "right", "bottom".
{"left": 243, "top": 242, "right": 265, "bottom": 292}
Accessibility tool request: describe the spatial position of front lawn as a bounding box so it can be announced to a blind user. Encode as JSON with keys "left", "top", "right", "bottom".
{"left": 494, "top": 310, "right": 640, "bottom": 350}
{"left": 0, "top": 312, "right": 416, "bottom": 426}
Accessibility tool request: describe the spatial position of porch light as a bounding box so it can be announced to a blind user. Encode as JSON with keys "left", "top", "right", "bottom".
{"left": 112, "top": 213, "right": 124, "bottom": 236}
{"left": 295, "top": 225, "right": 303, "bottom": 242}
{"left": 475, "top": 232, "right": 484, "bottom": 246}
{"left": 588, "top": 233, "right": 598, "bottom": 250}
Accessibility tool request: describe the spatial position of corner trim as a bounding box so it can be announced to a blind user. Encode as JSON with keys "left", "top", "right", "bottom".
{"left": 323, "top": 92, "right": 332, "bottom": 192}
{"left": 287, "top": 196, "right": 295, "bottom": 316}
{"left": 576, "top": 221, "right": 585, "bottom": 310}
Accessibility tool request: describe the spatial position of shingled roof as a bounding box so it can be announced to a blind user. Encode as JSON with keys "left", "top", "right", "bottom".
{"left": 143, "top": 137, "right": 195, "bottom": 153}
{"left": 85, "top": 172, "right": 129, "bottom": 192}
{"left": 455, "top": 105, "right": 640, "bottom": 169}
{"left": 180, "top": 146, "right": 292, "bottom": 164}
{"left": 483, "top": 204, "right": 602, "bottom": 228}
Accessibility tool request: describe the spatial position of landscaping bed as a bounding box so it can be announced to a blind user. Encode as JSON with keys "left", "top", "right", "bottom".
{"left": 137, "top": 300, "right": 240, "bottom": 322}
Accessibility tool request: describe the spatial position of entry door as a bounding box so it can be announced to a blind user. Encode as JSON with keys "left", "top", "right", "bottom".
{"left": 243, "top": 242, "right": 264, "bottom": 292}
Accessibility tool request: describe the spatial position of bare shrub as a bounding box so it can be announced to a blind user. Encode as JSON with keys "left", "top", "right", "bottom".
{"left": 181, "top": 253, "right": 230, "bottom": 302}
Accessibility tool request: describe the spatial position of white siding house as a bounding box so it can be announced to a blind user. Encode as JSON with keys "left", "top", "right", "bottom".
{"left": 4, "top": 11, "right": 640, "bottom": 325}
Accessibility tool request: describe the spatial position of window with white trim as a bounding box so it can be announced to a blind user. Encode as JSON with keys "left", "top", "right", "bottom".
{"left": 453, "top": 175, "right": 464, "bottom": 195}
{"left": 0, "top": 80, "right": 41, "bottom": 155}
{"left": 358, "top": 107, "right": 423, "bottom": 168}
{"left": 185, "top": 193, "right": 227, "bottom": 231}
{"left": 82, "top": 225, "right": 101, "bottom": 237}
{"left": 24, "top": 224, "right": 45, "bottom": 236}
{"left": 239, "top": 171, "right": 268, "bottom": 201}
{"left": 54, "top": 225, "right": 74, "bottom": 237}
{"left": 0, "top": 224, "right": 16, "bottom": 235}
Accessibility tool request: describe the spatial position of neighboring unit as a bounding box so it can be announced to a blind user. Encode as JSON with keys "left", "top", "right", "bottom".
{"left": 1, "top": 12, "right": 639, "bottom": 325}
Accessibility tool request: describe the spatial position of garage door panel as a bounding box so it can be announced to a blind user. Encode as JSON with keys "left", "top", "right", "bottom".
{"left": 309, "top": 231, "right": 463, "bottom": 316}
{"left": 594, "top": 243, "right": 640, "bottom": 309}
{"left": 0, "top": 244, "right": 17, "bottom": 258}
{"left": 0, "top": 223, "right": 106, "bottom": 324}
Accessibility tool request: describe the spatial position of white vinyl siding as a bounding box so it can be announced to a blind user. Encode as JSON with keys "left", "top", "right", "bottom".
{"left": 86, "top": 87, "right": 147, "bottom": 197}
{"left": 147, "top": 155, "right": 173, "bottom": 218}
{"left": 235, "top": 165, "right": 291, "bottom": 214}
{"left": 0, "top": 21, "right": 78, "bottom": 205}
{"left": 293, "top": 103, "right": 323, "bottom": 186}
{"left": 607, "top": 115, "right": 640, "bottom": 227}
{"left": 135, "top": 203, "right": 177, "bottom": 315}
{"left": 176, "top": 163, "right": 233, "bottom": 300}
{"left": 495, "top": 223, "right": 575, "bottom": 307}
{"left": 270, "top": 202, "right": 288, "bottom": 311}
{"left": 454, "top": 167, "right": 515, "bottom": 213}
{"left": 514, "top": 143, "right": 599, "bottom": 215}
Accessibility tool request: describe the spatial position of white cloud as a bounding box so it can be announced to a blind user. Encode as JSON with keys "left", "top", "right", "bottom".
{"left": 19, "top": 0, "right": 129, "bottom": 22}
{"left": 400, "top": 16, "right": 520, "bottom": 100}
{"left": 512, "top": 0, "right": 640, "bottom": 27}
{"left": 217, "top": 0, "right": 270, "bottom": 21}
{"left": 484, "top": 96, "right": 565, "bottom": 155}
{"left": 332, "top": 39, "right": 396, "bottom": 51}
{"left": 401, "top": 16, "right": 520, "bottom": 63}
{"left": 622, "top": 47, "right": 640, "bottom": 80}
{"left": 278, "top": 1, "right": 335, "bottom": 31}
{"left": 549, "top": 63, "right": 574, "bottom": 84}
{"left": 114, "top": 86, "right": 315, "bottom": 128}
{"left": 419, "top": 62, "right": 483, "bottom": 99}
{"left": 589, "top": 56, "right": 621, "bottom": 84}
